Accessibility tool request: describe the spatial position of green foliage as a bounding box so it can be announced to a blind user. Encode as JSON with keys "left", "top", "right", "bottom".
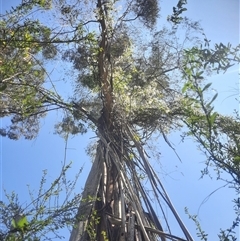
{"left": 185, "top": 208, "right": 208, "bottom": 241}
{"left": 1, "top": 0, "right": 240, "bottom": 240}
{"left": 62, "top": 34, "right": 100, "bottom": 90}
{"left": 182, "top": 41, "right": 240, "bottom": 182}
{"left": 101, "top": 231, "right": 109, "bottom": 241}
{"left": 181, "top": 39, "right": 240, "bottom": 241}
{"left": 54, "top": 116, "right": 87, "bottom": 138}
{"left": 183, "top": 40, "right": 240, "bottom": 73}
{"left": 0, "top": 0, "right": 195, "bottom": 140}
{"left": 168, "top": 0, "right": 188, "bottom": 25}
{"left": 11, "top": 215, "right": 29, "bottom": 231}
{"left": 185, "top": 206, "right": 240, "bottom": 241}
{"left": 133, "top": 0, "right": 159, "bottom": 28}
{"left": 0, "top": 11, "right": 57, "bottom": 139}
{"left": 0, "top": 162, "right": 83, "bottom": 241}
{"left": 86, "top": 209, "right": 100, "bottom": 240}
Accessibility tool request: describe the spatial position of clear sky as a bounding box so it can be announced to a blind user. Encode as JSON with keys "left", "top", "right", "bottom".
{"left": 0, "top": 0, "right": 239, "bottom": 240}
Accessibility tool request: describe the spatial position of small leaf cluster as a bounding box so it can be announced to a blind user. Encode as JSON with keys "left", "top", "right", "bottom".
{"left": 168, "top": 0, "right": 188, "bottom": 25}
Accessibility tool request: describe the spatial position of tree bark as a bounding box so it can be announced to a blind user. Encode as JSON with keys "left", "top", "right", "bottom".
{"left": 69, "top": 145, "right": 102, "bottom": 241}
{"left": 69, "top": 0, "right": 194, "bottom": 240}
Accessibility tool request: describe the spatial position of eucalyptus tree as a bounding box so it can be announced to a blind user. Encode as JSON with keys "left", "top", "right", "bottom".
{"left": 2, "top": 0, "right": 240, "bottom": 241}
{"left": 59, "top": 0, "right": 196, "bottom": 240}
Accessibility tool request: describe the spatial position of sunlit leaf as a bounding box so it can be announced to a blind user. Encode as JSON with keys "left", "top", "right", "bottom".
{"left": 12, "top": 214, "right": 28, "bottom": 230}
{"left": 209, "top": 112, "right": 217, "bottom": 125}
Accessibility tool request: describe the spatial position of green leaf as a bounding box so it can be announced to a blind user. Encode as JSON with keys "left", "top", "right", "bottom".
{"left": 12, "top": 215, "right": 28, "bottom": 230}
{"left": 202, "top": 83, "right": 212, "bottom": 92}
{"left": 209, "top": 112, "right": 217, "bottom": 125}
{"left": 18, "top": 215, "right": 28, "bottom": 228}
{"left": 208, "top": 93, "right": 218, "bottom": 106}
{"left": 233, "top": 156, "right": 240, "bottom": 165}
{"left": 196, "top": 70, "right": 204, "bottom": 77}
{"left": 182, "top": 82, "right": 192, "bottom": 93}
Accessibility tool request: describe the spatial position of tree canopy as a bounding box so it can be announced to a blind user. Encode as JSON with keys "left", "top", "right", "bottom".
{"left": 0, "top": 0, "right": 239, "bottom": 240}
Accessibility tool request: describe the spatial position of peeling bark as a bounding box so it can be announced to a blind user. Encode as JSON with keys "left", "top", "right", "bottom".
{"left": 69, "top": 1, "right": 194, "bottom": 240}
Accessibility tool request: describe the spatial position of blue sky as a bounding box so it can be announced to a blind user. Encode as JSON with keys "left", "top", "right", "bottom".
{"left": 0, "top": 0, "right": 239, "bottom": 240}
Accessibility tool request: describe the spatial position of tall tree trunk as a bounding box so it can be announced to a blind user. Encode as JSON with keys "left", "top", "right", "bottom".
{"left": 69, "top": 130, "right": 162, "bottom": 241}
{"left": 69, "top": 0, "right": 194, "bottom": 240}
{"left": 69, "top": 122, "right": 194, "bottom": 241}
